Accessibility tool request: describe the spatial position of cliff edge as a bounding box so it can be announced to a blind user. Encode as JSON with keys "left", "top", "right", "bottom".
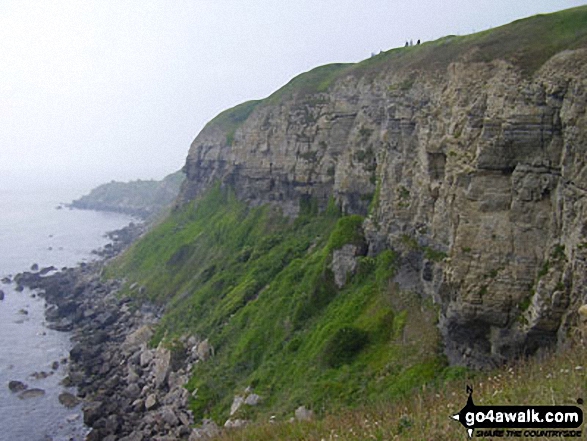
{"left": 177, "top": 6, "right": 587, "bottom": 368}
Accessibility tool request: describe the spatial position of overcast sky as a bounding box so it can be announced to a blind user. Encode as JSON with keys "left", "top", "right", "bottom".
{"left": 1, "top": 0, "right": 585, "bottom": 190}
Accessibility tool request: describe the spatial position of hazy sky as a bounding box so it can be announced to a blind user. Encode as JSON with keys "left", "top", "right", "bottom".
{"left": 1, "top": 0, "right": 585, "bottom": 190}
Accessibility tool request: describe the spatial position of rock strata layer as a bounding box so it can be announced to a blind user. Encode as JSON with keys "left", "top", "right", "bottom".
{"left": 178, "top": 37, "right": 587, "bottom": 367}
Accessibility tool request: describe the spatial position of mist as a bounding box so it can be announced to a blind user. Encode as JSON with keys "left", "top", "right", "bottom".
{"left": 2, "top": 0, "right": 584, "bottom": 193}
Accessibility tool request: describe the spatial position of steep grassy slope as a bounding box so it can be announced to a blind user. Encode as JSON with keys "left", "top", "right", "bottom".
{"left": 212, "top": 345, "right": 587, "bottom": 440}
{"left": 107, "top": 184, "right": 446, "bottom": 423}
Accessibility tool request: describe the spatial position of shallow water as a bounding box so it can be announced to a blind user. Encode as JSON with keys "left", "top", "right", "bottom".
{"left": 0, "top": 181, "right": 134, "bottom": 441}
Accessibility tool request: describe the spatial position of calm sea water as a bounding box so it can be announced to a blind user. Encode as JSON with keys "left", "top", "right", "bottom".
{"left": 0, "top": 178, "right": 134, "bottom": 441}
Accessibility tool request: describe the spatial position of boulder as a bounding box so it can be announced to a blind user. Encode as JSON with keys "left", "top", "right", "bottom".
{"left": 145, "top": 394, "right": 158, "bottom": 410}
{"left": 66, "top": 414, "right": 81, "bottom": 423}
{"left": 124, "top": 383, "right": 141, "bottom": 400}
{"left": 189, "top": 419, "right": 220, "bottom": 440}
{"left": 140, "top": 347, "right": 154, "bottom": 367}
{"left": 331, "top": 244, "right": 362, "bottom": 288}
{"left": 244, "top": 393, "right": 261, "bottom": 406}
{"left": 119, "top": 432, "right": 144, "bottom": 441}
{"left": 39, "top": 266, "right": 57, "bottom": 275}
{"left": 230, "top": 395, "right": 244, "bottom": 416}
{"left": 294, "top": 406, "right": 314, "bottom": 421}
{"left": 122, "top": 325, "right": 154, "bottom": 352}
{"left": 224, "top": 419, "right": 247, "bottom": 429}
{"left": 161, "top": 406, "right": 180, "bottom": 427}
{"left": 58, "top": 392, "right": 80, "bottom": 408}
{"left": 8, "top": 380, "right": 27, "bottom": 392}
{"left": 196, "top": 339, "right": 214, "bottom": 361}
{"left": 153, "top": 348, "right": 171, "bottom": 389}
{"left": 18, "top": 388, "right": 45, "bottom": 399}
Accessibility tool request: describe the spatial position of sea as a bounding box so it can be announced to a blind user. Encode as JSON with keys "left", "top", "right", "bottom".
{"left": 0, "top": 175, "right": 135, "bottom": 441}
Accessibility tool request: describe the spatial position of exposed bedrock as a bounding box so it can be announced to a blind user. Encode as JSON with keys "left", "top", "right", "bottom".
{"left": 178, "top": 48, "right": 587, "bottom": 368}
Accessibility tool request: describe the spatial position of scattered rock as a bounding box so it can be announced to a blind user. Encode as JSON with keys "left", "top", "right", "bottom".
{"left": 189, "top": 419, "right": 219, "bottom": 440}
{"left": 31, "top": 371, "right": 52, "bottom": 380}
{"left": 119, "top": 433, "right": 144, "bottom": 441}
{"left": 11, "top": 223, "right": 199, "bottom": 440}
{"left": 31, "top": 263, "right": 39, "bottom": 271}
{"left": 0, "top": 290, "right": 4, "bottom": 300}
{"left": 66, "top": 414, "right": 81, "bottom": 423}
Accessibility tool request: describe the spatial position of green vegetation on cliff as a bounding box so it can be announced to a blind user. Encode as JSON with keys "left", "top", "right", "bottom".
{"left": 352, "top": 5, "right": 587, "bottom": 78}
{"left": 107, "top": 184, "right": 444, "bottom": 423}
{"left": 205, "top": 100, "right": 262, "bottom": 145}
{"left": 212, "top": 345, "right": 587, "bottom": 440}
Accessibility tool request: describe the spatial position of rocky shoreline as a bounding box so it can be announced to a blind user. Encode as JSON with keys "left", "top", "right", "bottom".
{"left": 15, "top": 223, "right": 219, "bottom": 441}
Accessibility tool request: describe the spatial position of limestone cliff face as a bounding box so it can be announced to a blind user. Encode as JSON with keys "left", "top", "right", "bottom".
{"left": 179, "top": 12, "right": 587, "bottom": 368}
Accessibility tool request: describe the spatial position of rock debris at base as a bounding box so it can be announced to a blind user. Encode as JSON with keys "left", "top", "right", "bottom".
{"left": 14, "top": 223, "right": 213, "bottom": 440}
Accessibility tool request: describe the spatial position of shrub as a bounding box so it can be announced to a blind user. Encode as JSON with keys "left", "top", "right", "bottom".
{"left": 321, "top": 326, "right": 369, "bottom": 368}
{"left": 327, "top": 215, "right": 365, "bottom": 251}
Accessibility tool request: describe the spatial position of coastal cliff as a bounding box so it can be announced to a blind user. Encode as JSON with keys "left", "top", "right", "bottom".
{"left": 92, "top": 6, "right": 587, "bottom": 435}
{"left": 178, "top": 6, "right": 587, "bottom": 369}
{"left": 71, "top": 171, "right": 184, "bottom": 219}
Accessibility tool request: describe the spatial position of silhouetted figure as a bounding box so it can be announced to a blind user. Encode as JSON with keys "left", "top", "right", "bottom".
{"left": 409, "top": 39, "right": 413, "bottom": 46}
{"left": 417, "top": 39, "right": 421, "bottom": 45}
{"left": 405, "top": 41, "right": 409, "bottom": 47}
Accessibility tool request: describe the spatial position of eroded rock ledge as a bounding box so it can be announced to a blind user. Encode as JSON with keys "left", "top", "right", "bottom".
{"left": 178, "top": 44, "right": 587, "bottom": 369}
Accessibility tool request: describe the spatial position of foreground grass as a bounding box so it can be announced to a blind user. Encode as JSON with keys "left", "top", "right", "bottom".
{"left": 214, "top": 345, "right": 587, "bottom": 440}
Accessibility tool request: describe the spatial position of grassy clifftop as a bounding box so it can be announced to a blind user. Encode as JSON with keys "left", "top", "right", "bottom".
{"left": 106, "top": 184, "right": 447, "bottom": 423}
{"left": 203, "top": 6, "right": 587, "bottom": 143}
